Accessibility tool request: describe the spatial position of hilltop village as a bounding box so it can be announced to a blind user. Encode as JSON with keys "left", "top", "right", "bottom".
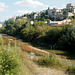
{"left": 11, "top": 3, "right": 75, "bottom": 26}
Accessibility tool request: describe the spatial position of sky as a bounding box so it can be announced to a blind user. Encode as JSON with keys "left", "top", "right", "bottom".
{"left": 0, "top": 0, "right": 75, "bottom": 22}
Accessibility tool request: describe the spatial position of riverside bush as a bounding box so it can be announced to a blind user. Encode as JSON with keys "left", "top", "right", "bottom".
{"left": 67, "top": 65, "right": 75, "bottom": 75}
{"left": 0, "top": 37, "right": 22, "bottom": 75}
{"left": 37, "top": 54, "right": 62, "bottom": 68}
{"left": 0, "top": 34, "right": 4, "bottom": 45}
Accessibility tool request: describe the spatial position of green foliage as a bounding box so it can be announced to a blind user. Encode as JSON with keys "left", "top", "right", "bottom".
{"left": 35, "top": 12, "right": 49, "bottom": 21}
{"left": 63, "top": 11, "right": 66, "bottom": 14}
{"left": 45, "top": 15, "right": 49, "bottom": 19}
{"left": 5, "top": 19, "right": 15, "bottom": 25}
{"left": 1, "top": 17, "right": 75, "bottom": 52}
{"left": 0, "top": 37, "right": 22, "bottom": 75}
{"left": 45, "top": 27, "right": 62, "bottom": 45}
{"left": 67, "top": 65, "right": 75, "bottom": 75}
{"left": 58, "top": 23, "right": 75, "bottom": 51}
{"left": 0, "top": 27, "right": 6, "bottom": 33}
{"left": 1, "top": 18, "right": 30, "bottom": 36}
{"left": 52, "top": 11, "right": 56, "bottom": 14}
{"left": 34, "top": 20, "right": 47, "bottom": 26}
{"left": 0, "top": 34, "right": 4, "bottom": 45}
{"left": 37, "top": 54, "right": 62, "bottom": 68}
{"left": 15, "top": 18, "right": 29, "bottom": 28}
{"left": 21, "top": 26, "right": 41, "bottom": 41}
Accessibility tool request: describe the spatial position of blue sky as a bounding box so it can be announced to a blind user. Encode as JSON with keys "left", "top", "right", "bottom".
{"left": 0, "top": 0, "right": 75, "bottom": 22}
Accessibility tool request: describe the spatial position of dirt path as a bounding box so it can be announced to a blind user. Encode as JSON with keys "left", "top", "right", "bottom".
{"left": 25, "top": 60, "right": 66, "bottom": 75}
{"left": 28, "top": 46, "right": 49, "bottom": 54}
{"left": 21, "top": 50, "right": 66, "bottom": 75}
{"left": 2, "top": 35, "right": 49, "bottom": 55}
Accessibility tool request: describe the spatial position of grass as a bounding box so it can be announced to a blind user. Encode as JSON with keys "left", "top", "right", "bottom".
{"left": 2, "top": 34, "right": 75, "bottom": 75}
{"left": 35, "top": 52, "right": 75, "bottom": 75}
{"left": 37, "top": 54, "right": 62, "bottom": 68}
{"left": 67, "top": 65, "right": 75, "bottom": 75}
{"left": 0, "top": 35, "right": 25, "bottom": 75}
{"left": 3, "top": 36, "right": 48, "bottom": 56}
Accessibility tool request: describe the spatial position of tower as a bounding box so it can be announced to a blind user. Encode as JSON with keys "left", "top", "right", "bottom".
{"left": 12, "top": 15, "right": 16, "bottom": 21}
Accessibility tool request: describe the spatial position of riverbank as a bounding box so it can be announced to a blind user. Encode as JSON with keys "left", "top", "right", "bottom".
{"left": 1, "top": 34, "right": 67, "bottom": 75}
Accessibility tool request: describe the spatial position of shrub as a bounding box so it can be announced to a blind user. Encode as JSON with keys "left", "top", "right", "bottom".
{"left": 45, "top": 27, "right": 62, "bottom": 45}
{"left": 37, "top": 54, "right": 62, "bottom": 68}
{"left": 58, "top": 23, "right": 75, "bottom": 51}
{"left": 0, "top": 34, "right": 4, "bottom": 45}
{"left": 67, "top": 65, "right": 75, "bottom": 75}
{"left": 0, "top": 41, "right": 22, "bottom": 75}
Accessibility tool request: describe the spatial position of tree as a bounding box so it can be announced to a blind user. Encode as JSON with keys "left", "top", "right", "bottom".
{"left": 52, "top": 11, "right": 56, "bottom": 14}
{"left": 58, "top": 23, "right": 75, "bottom": 51}
{"left": 63, "top": 11, "right": 66, "bottom": 14}
{"left": 45, "top": 27, "right": 62, "bottom": 45}
{"left": 45, "top": 15, "right": 49, "bottom": 19}
{"left": 5, "top": 19, "right": 15, "bottom": 25}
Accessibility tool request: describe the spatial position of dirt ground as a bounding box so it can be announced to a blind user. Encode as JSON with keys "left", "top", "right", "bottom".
{"left": 21, "top": 50, "right": 66, "bottom": 75}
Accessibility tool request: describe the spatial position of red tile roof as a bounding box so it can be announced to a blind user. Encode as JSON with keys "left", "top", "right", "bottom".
{"left": 51, "top": 24, "right": 70, "bottom": 27}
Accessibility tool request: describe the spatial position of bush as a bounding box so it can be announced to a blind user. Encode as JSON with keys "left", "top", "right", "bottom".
{"left": 45, "top": 27, "right": 62, "bottom": 45}
{"left": 0, "top": 39, "right": 22, "bottom": 75}
{"left": 58, "top": 23, "right": 75, "bottom": 51}
{"left": 0, "top": 34, "right": 4, "bottom": 45}
{"left": 37, "top": 54, "right": 62, "bottom": 68}
{"left": 67, "top": 65, "right": 75, "bottom": 75}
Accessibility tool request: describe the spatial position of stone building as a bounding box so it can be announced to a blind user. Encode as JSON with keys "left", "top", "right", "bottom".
{"left": 33, "top": 11, "right": 41, "bottom": 19}
{"left": 48, "top": 7, "right": 63, "bottom": 20}
{"left": 47, "top": 19, "right": 71, "bottom": 26}
{"left": 12, "top": 15, "right": 16, "bottom": 21}
{"left": 0, "top": 23, "right": 2, "bottom": 27}
{"left": 48, "top": 3, "right": 75, "bottom": 20}
{"left": 66, "top": 3, "right": 75, "bottom": 13}
{"left": 48, "top": 7, "right": 62, "bottom": 16}
{"left": 66, "top": 3, "right": 75, "bottom": 18}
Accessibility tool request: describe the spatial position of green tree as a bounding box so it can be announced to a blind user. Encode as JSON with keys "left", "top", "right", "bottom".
{"left": 45, "top": 27, "right": 62, "bottom": 45}
{"left": 58, "top": 23, "right": 75, "bottom": 51}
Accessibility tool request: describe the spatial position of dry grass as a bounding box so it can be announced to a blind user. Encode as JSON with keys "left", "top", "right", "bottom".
{"left": 3, "top": 36, "right": 49, "bottom": 56}
{"left": 2, "top": 35, "right": 67, "bottom": 75}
